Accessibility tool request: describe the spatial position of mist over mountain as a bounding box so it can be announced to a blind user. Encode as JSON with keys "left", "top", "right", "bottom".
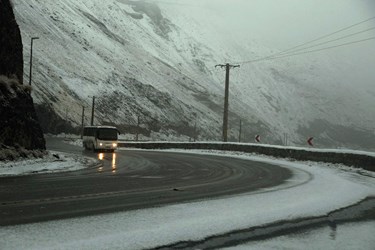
{"left": 13, "top": 0, "right": 375, "bottom": 149}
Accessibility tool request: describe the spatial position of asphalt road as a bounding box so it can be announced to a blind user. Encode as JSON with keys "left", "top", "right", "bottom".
{"left": 0, "top": 138, "right": 292, "bottom": 226}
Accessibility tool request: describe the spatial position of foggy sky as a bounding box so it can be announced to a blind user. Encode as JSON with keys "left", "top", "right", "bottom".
{"left": 202, "top": 0, "right": 375, "bottom": 48}
{"left": 161, "top": 0, "right": 375, "bottom": 88}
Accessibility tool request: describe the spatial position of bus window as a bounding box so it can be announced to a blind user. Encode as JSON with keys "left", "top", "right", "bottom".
{"left": 97, "top": 128, "right": 118, "bottom": 140}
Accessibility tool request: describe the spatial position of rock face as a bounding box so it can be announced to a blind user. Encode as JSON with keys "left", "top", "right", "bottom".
{"left": 0, "top": 77, "right": 45, "bottom": 150}
{"left": 0, "top": 0, "right": 24, "bottom": 83}
{"left": 0, "top": 0, "right": 45, "bottom": 150}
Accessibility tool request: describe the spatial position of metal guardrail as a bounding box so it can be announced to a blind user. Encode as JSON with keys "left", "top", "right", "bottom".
{"left": 118, "top": 142, "right": 375, "bottom": 172}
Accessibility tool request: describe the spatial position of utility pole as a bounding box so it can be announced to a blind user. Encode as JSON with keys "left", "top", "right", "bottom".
{"left": 29, "top": 37, "right": 39, "bottom": 86}
{"left": 81, "top": 106, "right": 85, "bottom": 139}
{"left": 215, "top": 63, "right": 240, "bottom": 142}
{"left": 135, "top": 115, "right": 140, "bottom": 141}
{"left": 91, "top": 96, "right": 95, "bottom": 126}
{"left": 194, "top": 120, "right": 197, "bottom": 142}
{"left": 238, "top": 119, "right": 242, "bottom": 143}
{"left": 193, "top": 112, "right": 197, "bottom": 142}
{"left": 284, "top": 133, "right": 288, "bottom": 146}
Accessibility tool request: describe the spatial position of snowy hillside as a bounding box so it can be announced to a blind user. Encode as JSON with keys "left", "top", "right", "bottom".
{"left": 13, "top": 0, "right": 375, "bottom": 149}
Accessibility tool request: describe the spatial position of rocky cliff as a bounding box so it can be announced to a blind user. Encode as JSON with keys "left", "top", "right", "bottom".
{"left": 0, "top": 0, "right": 45, "bottom": 152}
{"left": 0, "top": 0, "right": 23, "bottom": 83}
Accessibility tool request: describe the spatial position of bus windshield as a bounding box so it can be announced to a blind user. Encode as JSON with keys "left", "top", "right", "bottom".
{"left": 97, "top": 128, "right": 118, "bottom": 140}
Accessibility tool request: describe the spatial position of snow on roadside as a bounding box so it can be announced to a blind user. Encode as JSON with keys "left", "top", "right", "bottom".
{"left": 62, "top": 138, "right": 83, "bottom": 147}
{"left": 0, "top": 149, "right": 374, "bottom": 250}
{"left": 225, "top": 222, "right": 375, "bottom": 250}
{"left": 0, "top": 151, "right": 97, "bottom": 176}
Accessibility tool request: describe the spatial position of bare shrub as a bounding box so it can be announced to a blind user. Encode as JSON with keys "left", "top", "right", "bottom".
{"left": 9, "top": 78, "right": 19, "bottom": 88}
{"left": 0, "top": 75, "right": 22, "bottom": 91}
{"left": 0, "top": 75, "right": 11, "bottom": 88}
{"left": 32, "top": 150, "right": 46, "bottom": 158}
{"left": 0, "top": 147, "right": 46, "bottom": 161}
{"left": 0, "top": 148, "right": 18, "bottom": 161}
{"left": 0, "top": 75, "right": 33, "bottom": 93}
{"left": 22, "top": 84, "right": 32, "bottom": 92}
{"left": 17, "top": 147, "right": 30, "bottom": 158}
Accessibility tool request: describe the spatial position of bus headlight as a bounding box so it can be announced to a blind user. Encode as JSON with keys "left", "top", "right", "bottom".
{"left": 99, "top": 143, "right": 103, "bottom": 146}
{"left": 112, "top": 143, "right": 117, "bottom": 148}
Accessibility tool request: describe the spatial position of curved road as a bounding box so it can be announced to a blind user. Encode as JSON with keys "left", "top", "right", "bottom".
{"left": 0, "top": 138, "right": 292, "bottom": 226}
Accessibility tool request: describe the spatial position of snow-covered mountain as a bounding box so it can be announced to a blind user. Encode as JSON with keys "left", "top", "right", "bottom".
{"left": 13, "top": 0, "right": 375, "bottom": 149}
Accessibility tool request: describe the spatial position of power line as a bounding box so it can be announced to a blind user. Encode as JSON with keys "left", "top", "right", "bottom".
{"left": 278, "top": 16, "right": 375, "bottom": 54}
{"left": 248, "top": 36, "right": 375, "bottom": 63}
{"left": 237, "top": 15, "right": 375, "bottom": 64}
{"left": 275, "top": 26, "right": 375, "bottom": 57}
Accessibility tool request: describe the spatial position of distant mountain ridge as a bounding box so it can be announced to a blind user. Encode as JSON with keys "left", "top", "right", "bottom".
{"left": 12, "top": 0, "right": 375, "bottom": 150}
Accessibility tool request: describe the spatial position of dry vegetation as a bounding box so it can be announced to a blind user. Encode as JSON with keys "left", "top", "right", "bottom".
{"left": 0, "top": 145, "right": 46, "bottom": 161}
{"left": 0, "top": 75, "right": 32, "bottom": 92}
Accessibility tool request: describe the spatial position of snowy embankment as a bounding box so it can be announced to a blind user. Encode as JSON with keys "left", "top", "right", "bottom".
{"left": 0, "top": 150, "right": 374, "bottom": 250}
{"left": 0, "top": 150, "right": 97, "bottom": 176}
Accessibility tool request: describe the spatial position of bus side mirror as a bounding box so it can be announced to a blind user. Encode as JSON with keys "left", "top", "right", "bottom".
{"left": 117, "top": 130, "right": 121, "bottom": 135}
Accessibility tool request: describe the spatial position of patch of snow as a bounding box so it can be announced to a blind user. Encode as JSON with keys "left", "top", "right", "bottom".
{"left": 225, "top": 221, "right": 375, "bottom": 250}
{"left": 62, "top": 138, "right": 83, "bottom": 147}
{"left": 0, "top": 151, "right": 96, "bottom": 176}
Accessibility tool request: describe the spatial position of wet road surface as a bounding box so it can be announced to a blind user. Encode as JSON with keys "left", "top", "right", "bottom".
{"left": 0, "top": 138, "right": 292, "bottom": 226}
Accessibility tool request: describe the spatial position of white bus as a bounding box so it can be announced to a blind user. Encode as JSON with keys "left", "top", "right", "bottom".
{"left": 83, "top": 126, "right": 120, "bottom": 152}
